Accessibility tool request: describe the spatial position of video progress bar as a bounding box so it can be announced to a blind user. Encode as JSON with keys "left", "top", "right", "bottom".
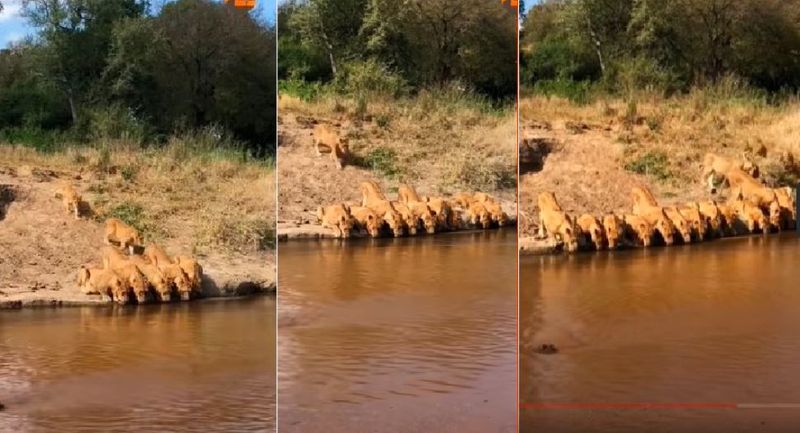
{"left": 521, "top": 403, "right": 800, "bottom": 410}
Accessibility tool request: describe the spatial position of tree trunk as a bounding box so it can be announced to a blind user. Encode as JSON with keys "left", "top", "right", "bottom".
{"left": 67, "top": 90, "right": 79, "bottom": 125}
{"left": 585, "top": 15, "right": 606, "bottom": 74}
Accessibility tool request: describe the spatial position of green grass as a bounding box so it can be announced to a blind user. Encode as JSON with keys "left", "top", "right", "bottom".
{"left": 624, "top": 151, "right": 672, "bottom": 181}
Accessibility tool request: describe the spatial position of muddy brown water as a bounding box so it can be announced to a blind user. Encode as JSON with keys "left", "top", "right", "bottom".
{"left": 0, "top": 297, "right": 275, "bottom": 433}
{"left": 521, "top": 233, "right": 800, "bottom": 433}
{"left": 278, "top": 229, "right": 517, "bottom": 433}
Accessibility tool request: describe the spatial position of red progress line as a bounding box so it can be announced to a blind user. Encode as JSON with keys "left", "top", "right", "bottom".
{"left": 520, "top": 402, "right": 738, "bottom": 410}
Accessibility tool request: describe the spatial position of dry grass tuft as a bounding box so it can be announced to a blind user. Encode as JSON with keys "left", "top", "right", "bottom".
{"left": 0, "top": 141, "right": 275, "bottom": 254}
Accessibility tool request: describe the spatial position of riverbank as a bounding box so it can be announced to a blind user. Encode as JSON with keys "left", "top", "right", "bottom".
{"left": 519, "top": 93, "right": 800, "bottom": 252}
{"left": 277, "top": 92, "right": 517, "bottom": 239}
{"left": 0, "top": 144, "right": 275, "bottom": 308}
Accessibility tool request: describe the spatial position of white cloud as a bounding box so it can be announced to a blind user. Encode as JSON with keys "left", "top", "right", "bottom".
{"left": 0, "top": 0, "right": 22, "bottom": 22}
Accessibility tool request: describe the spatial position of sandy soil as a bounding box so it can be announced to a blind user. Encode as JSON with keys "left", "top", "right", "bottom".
{"left": 518, "top": 95, "right": 800, "bottom": 253}
{"left": 0, "top": 167, "right": 274, "bottom": 308}
{"left": 277, "top": 107, "right": 517, "bottom": 238}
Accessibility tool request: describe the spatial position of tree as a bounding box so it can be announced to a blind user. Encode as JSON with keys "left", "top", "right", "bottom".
{"left": 105, "top": 0, "right": 276, "bottom": 155}
{"left": 289, "top": 0, "right": 366, "bottom": 76}
{"left": 21, "top": 0, "right": 148, "bottom": 125}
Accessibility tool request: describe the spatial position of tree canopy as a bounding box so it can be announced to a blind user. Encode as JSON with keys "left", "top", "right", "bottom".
{"left": 1, "top": 0, "right": 276, "bottom": 156}
{"left": 521, "top": 0, "right": 800, "bottom": 94}
{"left": 279, "top": 0, "right": 517, "bottom": 101}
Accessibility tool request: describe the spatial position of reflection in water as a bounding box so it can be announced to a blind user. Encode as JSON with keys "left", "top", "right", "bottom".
{"left": 0, "top": 297, "right": 275, "bottom": 433}
{"left": 521, "top": 234, "right": 800, "bottom": 433}
{"left": 279, "top": 230, "right": 516, "bottom": 433}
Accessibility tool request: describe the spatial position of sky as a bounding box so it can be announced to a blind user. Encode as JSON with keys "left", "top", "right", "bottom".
{"left": 0, "top": 0, "right": 276, "bottom": 49}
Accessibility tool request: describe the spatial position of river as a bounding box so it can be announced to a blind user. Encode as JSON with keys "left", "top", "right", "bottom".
{"left": 521, "top": 233, "right": 800, "bottom": 433}
{"left": 278, "top": 229, "right": 517, "bottom": 433}
{"left": 0, "top": 297, "right": 275, "bottom": 433}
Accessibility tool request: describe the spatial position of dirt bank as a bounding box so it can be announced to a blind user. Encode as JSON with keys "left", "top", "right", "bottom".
{"left": 277, "top": 95, "right": 517, "bottom": 239}
{"left": 0, "top": 146, "right": 275, "bottom": 308}
{"left": 519, "top": 95, "right": 800, "bottom": 247}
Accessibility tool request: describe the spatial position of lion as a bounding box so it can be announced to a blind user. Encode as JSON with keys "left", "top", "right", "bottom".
{"left": 360, "top": 181, "right": 387, "bottom": 207}
{"left": 104, "top": 218, "right": 142, "bottom": 255}
{"left": 313, "top": 124, "right": 350, "bottom": 169}
{"left": 129, "top": 255, "right": 173, "bottom": 302}
{"left": 663, "top": 207, "right": 693, "bottom": 243}
{"left": 623, "top": 214, "right": 654, "bottom": 247}
{"left": 77, "top": 266, "right": 128, "bottom": 304}
{"left": 391, "top": 201, "right": 419, "bottom": 235}
{"left": 144, "top": 243, "right": 174, "bottom": 269}
{"left": 350, "top": 206, "right": 382, "bottom": 237}
{"left": 576, "top": 214, "right": 605, "bottom": 250}
{"left": 317, "top": 203, "right": 356, "bottom": 238}
{"left": 55, "top": 183, "right": 82, "bottom": 219}
{"left": 697, "top": 201, "right": 724, "bottom": 237}
{"left": 175, "top": 256, "right": 203, "bottom": 298}
{"left": 161, "top": 263, "right": 193, "bottom": 301}
{"left": 634, "top": 207, "right": 676, "bottom": 246}
{"left": 361, "top": 182, "right": 404, "bottom": 236}
{"left": 467, "top": 200, "right": 493, "bottom": 229}
{"left": 101, "top": 248, "right": 148, "bottom": 303}
{"left": 730, "top": 199, "right": 770, "bottom": 234}
{"left": 398, "top": 184, "right": 423, "bottom": 203}
{"left": 452, "top": 192, "right": 475, "bottom": 209}
{"left": 727, "top": 168, "right": 779, "bottom": 206}
{"left": 774, "top": 186, "right": 796, "bottom": 229}
{"left": 407, "top": 201, "right": 437, "bottom": 234}
{"left": 538, "top": 192, "right": 578, "bottom": 252}
{"left": 702, "top": 153, "right": 759, "bottom": 193}
{"left": 425, "top": 197, "right": 454, "bottom": 231}
{"left": 716, "top": 202, "right": 740, "bottom": 235}
{"left": 678, "top": 203, "right": 708, "bottom": 241}
{"left": 602, "top": 214, "right": 623, "bottom": 249}
{"left": 537, "top": 191, "right": 563, "bottom": 212}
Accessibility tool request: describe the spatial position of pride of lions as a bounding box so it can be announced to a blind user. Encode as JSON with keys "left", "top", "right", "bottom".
{"left": 538, "top": 153, "right": 797, "bottom": 252}
{"left": 318, "top": 181, "right": 509, "bottom": 238}
{"left": 54, "top": 183, "right": 204, "bottom": 304}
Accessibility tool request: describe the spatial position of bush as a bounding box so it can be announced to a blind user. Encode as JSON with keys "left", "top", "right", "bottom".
{"left": 88, "top": 104, "right": 150, "bottom": 145}
{"left": 363, "top": 147, "right": 400, "bottom": 178}
{"left": 624, "top": 151, "right": 672, "bottom": 181}
{"left": 532, "top": 79, "right": 594, "bottom": 104}
{"left": 334, "top": 59, "right": 409, "bottom": 98}
{"left": 279, "top": 79, "right": 326, "bottom": 102}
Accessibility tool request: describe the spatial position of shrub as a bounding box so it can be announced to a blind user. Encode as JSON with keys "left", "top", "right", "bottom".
{"left": 334, "top": 59, "right": 409, "bottom": 98}
{"left": 363, "top": 147, "right": 400, "bottom": 178}
{"left": 624, "top": 151, "right": 672, "bottom": 181}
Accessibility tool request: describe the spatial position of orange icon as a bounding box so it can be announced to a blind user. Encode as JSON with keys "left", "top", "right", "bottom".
{"left": 224, "top": 0, "right": 256, "bottom": 10}
{"left": 500, "top": 0, "right": 519, "bottom": 7}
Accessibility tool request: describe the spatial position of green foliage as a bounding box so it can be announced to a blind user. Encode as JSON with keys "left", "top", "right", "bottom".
{"left": 279, "top": 79, "right": 326, "bottom": 101}
{"left": 523, "top": 0, "right": 800, "bottom": 95}
{"left": 363, "top": 147, "right": 399, "bottom": 178}
{"left": 334, "top": 59, "right": 409, "bottom": 98}
{"left": 624, "top": 151, "right": 672, "bottom": 181}
{"left": 105, "top": 201, "right": 146, "bottom": 232}
{"left": 2, "top": 0, "right": 276, "bottom": 158}
{"left": 532, "top": 79, "right": 594, "bottom": 105}
{"left": 279, "top": 0, "right": 516, "bottom": 101}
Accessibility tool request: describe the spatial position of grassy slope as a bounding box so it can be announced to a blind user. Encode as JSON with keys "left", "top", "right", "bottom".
{"left": 277, "top": 92, "right": 517, "bottom": 229}
{"left": 519, "top": 94, "right": 800, "bottom": 237}
{"left": 0, "top": 143, "right": 275, "bottom": 304}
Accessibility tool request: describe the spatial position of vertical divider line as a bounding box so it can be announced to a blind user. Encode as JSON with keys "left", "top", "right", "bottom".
{"left": 274, "top": 0, "right": 280, "bottom": 430}
{"left": 515, "top": 2, "right": 521, "bottom": 432}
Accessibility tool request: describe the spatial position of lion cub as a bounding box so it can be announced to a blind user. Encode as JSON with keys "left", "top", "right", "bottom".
{"left": 145, "top": 243, "right": 192, "bottom": 300}
{"left": 78, "top": 266, "right": 129, "bottom": 304}
{"left": 175, "top": 256, "right": 203, "bottom": 297}
{"left": 537, "top": 192, "right": 578, "bottom": 252}
{"left": 129, "top": 255, "right": 173, "bottom": 302}
{"left": 350, "top": 206, "right": 382, "bottom": 237}
{"left": 55, "top": 183, "right": 82, "bottom": 219}
{"left": 576, "top": 214, "right": 605, "bottom": 250}
{"left": 361, "top": 181, "right": 404, "bottom": 237}
{"left": 104, "top": 218, "right": 142, "bottom": 255}
{"left": 102, "top": 247, "right": 149, "bottom": 303}
{"left": 313, "top": 124, "right": 350, "bottom": 169}
{"left": 317, "top": 203, "right": 356, "bottom": 238}
{"left": 602, "top": 214, "right": 623, "bottom": 249}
